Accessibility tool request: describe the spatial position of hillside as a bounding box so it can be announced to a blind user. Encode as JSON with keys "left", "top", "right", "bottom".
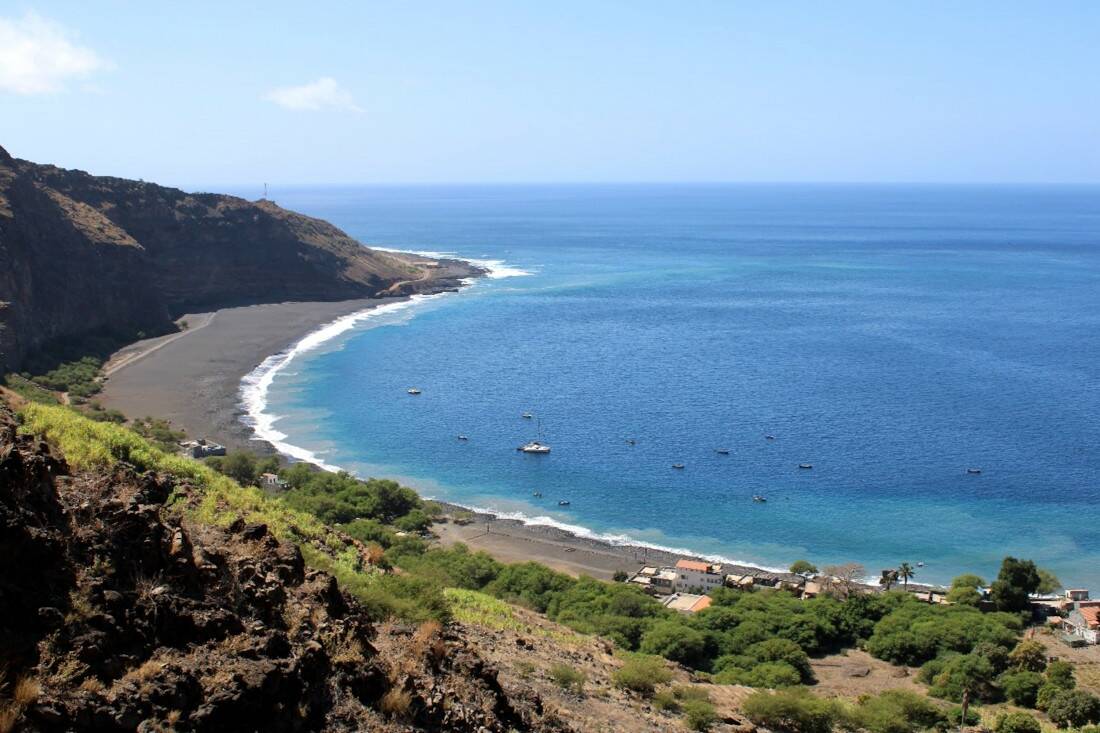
{"left": 0, "top": 145, "right": 479, "bottom": 373}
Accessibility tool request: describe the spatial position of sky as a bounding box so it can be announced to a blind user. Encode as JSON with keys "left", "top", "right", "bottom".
{"left": 1, "top": 1, "right": 1098, "bottom": 187}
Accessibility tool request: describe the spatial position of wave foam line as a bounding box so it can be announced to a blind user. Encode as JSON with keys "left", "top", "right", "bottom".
{"left": 371, "top": 246, "right": 535, "bottom": 279}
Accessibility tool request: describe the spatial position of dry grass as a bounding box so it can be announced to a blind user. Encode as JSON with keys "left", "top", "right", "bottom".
{"left": 411, "top": 620, "right": 447, "bottom": 665}
{"left": 380, "top": 687, "right": 413, "bottom": 718}
{"left": 326, "top": 633, "right": 366, "bottom": 666}
{"left": 365, "top": 543, "right": 385, "bottom": 566}
{"left": 78, "top": 677, "right": 105, "bottom": 694}
{"left": 166, "top": 709, "right": 181, "bottom": 725}
{"left": 0, "top": 675, "right": 40, "bottom": 733}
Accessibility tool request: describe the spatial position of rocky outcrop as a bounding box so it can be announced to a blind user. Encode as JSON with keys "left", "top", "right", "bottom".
{"left": 0, "top": 146, "right": 480, "bottom": 372}
{"left": 0, "top": 404, "right": 561, "bottom": 732}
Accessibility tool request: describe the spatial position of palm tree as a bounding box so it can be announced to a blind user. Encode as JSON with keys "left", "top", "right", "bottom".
{"left": 897, "top": 562, "right": 915, "bottom": 590}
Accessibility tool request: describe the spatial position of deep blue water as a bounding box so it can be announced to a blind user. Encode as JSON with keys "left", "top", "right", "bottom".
{"left": 246, "top": 184, "right": 1100, "bottom": 588}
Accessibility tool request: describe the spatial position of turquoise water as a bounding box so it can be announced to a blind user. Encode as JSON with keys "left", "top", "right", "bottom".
{"left": 244, "top": 184, "right": 1100, "bottom": 588}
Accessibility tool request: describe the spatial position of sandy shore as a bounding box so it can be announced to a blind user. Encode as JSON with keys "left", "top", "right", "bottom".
{"left": 99, "top": 298, "right": 408, "bottom": 452}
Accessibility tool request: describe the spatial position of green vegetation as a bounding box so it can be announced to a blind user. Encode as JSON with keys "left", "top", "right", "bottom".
{"left": 990, "top": 557, "right": 1041, "bottom": 612}
{"left": 3, "top": 373, "right": 61, "bottom": 404}
{"left": 742, "top": 688, "right": 842, "bottom": 733}
{"left": 611, "top": 653, "right": 673, "bottom": 696}
{"left": 548, "top": 664, "right": 586, "bottom": 693}
{"left": 205, "top": 450, "right": 278, "bottom": 487}
{"left": 131, "top": 416, "right": 186, "bottom": 452}
{"left": 993, "top": 711, "right": 1042, "bottom": 733}
{"left": 789, "top": 560, "right": 818, "bottom": 576}
{"left": 1046, "top": 689, "right": 1100, "bottom": 728}
{"left": 26, "top": 355, "right": 103, "bottom": 398}
{"left": 847, "top": 690, "right": 946, "bottom": 733}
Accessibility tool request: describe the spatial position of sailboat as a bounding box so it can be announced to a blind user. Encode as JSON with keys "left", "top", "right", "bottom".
{"left": 518, "top": 419, "right": 551, "bottom": 454}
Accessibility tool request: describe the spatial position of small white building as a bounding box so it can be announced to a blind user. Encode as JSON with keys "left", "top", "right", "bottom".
{"left": 674, "top": 559, "right": 725, "bottom": 593}
{"left": 663, "top": 593, "right": 713, "bottom": 614}
{"left": 1066, "top": 589, "right": 1091, "bottom": 603}
{"left": 260, "top": 472, "right": 287, "bottom": 489}
{"left": 630, "top": 567, "right": 678, "bottom": 595}
{"left": 1063, "top": 602, "right": 1100, "bottom": 645}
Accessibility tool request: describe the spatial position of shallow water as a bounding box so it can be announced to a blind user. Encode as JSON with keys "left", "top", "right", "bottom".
{"left": 243, "top": 184, "right": 1100, "bottom": 587}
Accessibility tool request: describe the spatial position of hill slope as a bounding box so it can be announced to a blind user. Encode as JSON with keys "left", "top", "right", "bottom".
{"left": 0, "top": 146, "right": 478, "bottom": 372}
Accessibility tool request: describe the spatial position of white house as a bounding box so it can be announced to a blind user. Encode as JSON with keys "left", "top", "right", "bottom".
{"left": 1063, "top": 602, "right": 1100, "bottom": 645}
{"left": 674, "top": 559, "right": 724, "bottom": 593}
{"left": 629, "top": 566, "right": 677, "bottom": 595}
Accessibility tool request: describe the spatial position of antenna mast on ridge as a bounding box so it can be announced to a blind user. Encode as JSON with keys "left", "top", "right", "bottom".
{"left": 263, "top": 182, "right": 268, "bottom": 200}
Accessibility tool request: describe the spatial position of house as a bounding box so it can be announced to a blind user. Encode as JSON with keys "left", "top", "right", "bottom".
{"left": 726, "top": 574, "right": 756, "bottom": 590}
{"left": 802, "top": 580, "right": 822, "bottom": 600}
{"left": 179, "top": 439, "right": 226, "bottom": 459}
{"left": 260, "top": 472, "right": 287, "bottom": 489}
{"left": 629, "top": 567, "right": 677, "bottom": 595}
{"left": 663, "top": 593, "right": 713, "bottom": 614}
{"left": 674, "top": 559, "right": 725, "bottom": 593}
{"left": 1066, "top": 589, "right": 1091, "bottom": 603}
{"left": 1062, "top": 602, "right": 1100, "bottom": 645}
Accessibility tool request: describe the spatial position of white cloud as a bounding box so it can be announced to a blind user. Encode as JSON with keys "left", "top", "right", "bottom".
{"left": 0, "top": 12, "right": 109, "bottom": 94}
{"left": 263, "top": 77, "right": 362, "bottom": 113}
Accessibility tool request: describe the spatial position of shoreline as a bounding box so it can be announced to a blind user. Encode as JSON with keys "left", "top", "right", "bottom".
{"left": 99, "top": 258, "right": 945, "bottom": 592}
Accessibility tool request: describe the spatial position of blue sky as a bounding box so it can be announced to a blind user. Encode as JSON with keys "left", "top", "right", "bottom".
{"left": 1, "top": 1, "right": 1098, "bottom": 186}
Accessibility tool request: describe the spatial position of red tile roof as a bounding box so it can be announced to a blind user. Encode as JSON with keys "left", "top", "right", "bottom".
{"left": 675, "top": 559, "right": 711, "bottom": 573}
{"left": 689, "top": 595, "right": 713, "bottom": 613}
{"left": 1080, "top": 605, "right": 1100, "bottom": 629}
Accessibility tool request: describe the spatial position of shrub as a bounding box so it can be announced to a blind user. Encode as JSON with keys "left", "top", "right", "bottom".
{"left": 1008, "top": 639, "right": 1048, "bottom": 673}
{"left": 1046, "top": 689, "right": 1100, "bottom": 729}
{"left": 999, "top": 670, "right": 1044, "bottom": 707}
{"left": 653, "top": 685, "right": 709, "bottom": 713}
{"left": 639, "top": 620, "right": 708, "bottom": 668}
{"left": 742, "top": 688, "right": 841, "bottom": 733}
{"left": 394, "top": 508, "right": 432, "bottom": 533}
{"left": 682, "top": 699, "right": 718, "bottom": 731}
{"left": 613, "top": 570, "right": 629, "bottom": 582}
{"left": 549, "top": 664, "right": 586, "bottom": 694}
{"left": 994, "top": 711, "right": 1042, "bottom": 733}
{"left": 380, "top": 688, "right": 412, "bottom": 718}
{"left": 849, "top": 690, "right": 946, "bottom": 733}
{"left": 1046, "top": 660, "right": 1076, "bottom": 690}
{"left": 612, "top": 654, "right": 672, "bottom": 697}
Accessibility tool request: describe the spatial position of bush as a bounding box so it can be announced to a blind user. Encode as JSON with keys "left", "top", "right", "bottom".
{"left": 849, "top": 690, "right": 947, "bottom": 733}
{"left": 994, "top": 711, "right": 1042, "bottom": 733}
{"left": 1046, "top": 660, "right": 1076, "bottom": 689}
{"left": 393, "top": 508, "right": 432, "bottom": 532}
{"left": 742, "top": 688, "right": 841, "bottom": 733}
{"left": 1046, "top": 689, "right": 1100, "bottom": 729}
{"left": 1000, "top": 670, "right": 1044, "bottom": 707}
{"left": 549, "top": 664, "right": 586, "bottom": 693}
{"left": 653, "top": 685, "right": 710, "bottom": 713}
{"left": 612, "top": 654, "right": 673, "bottom": 697}
{"left": 639, "top": 620, "right": 708, "bottom": 668}
{"left": 682, "top": 699, "right": 718, "bottom": 731}
{"left": 1008, "top": 639, "right": 1048, "bottom": 673}
{"left": 864, "top": 600, "right": 1021, "bottom": 667}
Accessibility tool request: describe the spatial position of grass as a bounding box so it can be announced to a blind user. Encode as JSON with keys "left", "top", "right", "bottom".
{"left": 3, "top": 374, "right": 60, "bottom": 404}
{"left": 611, "top": 652, "right": 673, "bottom": 697}
{"left": 442, "top": 588, "right": 584, "bottom": 645}
{"left": 549, "top": 664, "right": 587, "bottom": 693}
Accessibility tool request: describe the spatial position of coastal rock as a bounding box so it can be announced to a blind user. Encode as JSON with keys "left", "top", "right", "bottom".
{"left": 0, "top": 403, "right": 561, "bottom": 732}
{"left": 0, "top": 145, "right": 484, "bottom": 373}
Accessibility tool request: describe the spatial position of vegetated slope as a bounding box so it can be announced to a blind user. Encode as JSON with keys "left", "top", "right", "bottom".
{"left": 0, "top": 145, "right": 478, "bottom": 372}
{"left": 0, "top": 403, "right": 558, "bottom": 733}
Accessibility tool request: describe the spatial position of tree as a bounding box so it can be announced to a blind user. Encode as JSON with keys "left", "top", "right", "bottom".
{"left": 821, "top": 562, "right": 866, "bottom": 600}
{"left": 639, "top": 620, "right": 708, "bottom": 667}
{"left": 1000, "top": 670, "right": 1044, "bottom": 707}
{"left": 990, "top": 557, "right": 1041, "bottom": 612}
{"left": 1046, "top": 689, "right": 1100, "bottom": 728}
{"left": 931, "top": 653, "right": 997, "bottom": 724}
{"left": 1008, "top": 639, "right": 1047, "bottom": 673}
{"left": 742, "top": 688, "right": 841, "bottom": 733}
{"left": 880, "top": 569, "right": 899, "bottom": 591}
{"left": 613, "top": 570, "right": 629, "bottom": 582}
{"left": 218, "top": 451, "right": 259, "bottom": 485}
{"left": 897, "top": 562, "right": 915, "bottom": 590}
{"left": 1036, "top": 568, "right": 1062, "bottom": 595}
{"left": 1046, "top": 660, "right": 1076, "bottom": 690}
{"left": 789, "top": 560, "right": 818, "bottom": 577}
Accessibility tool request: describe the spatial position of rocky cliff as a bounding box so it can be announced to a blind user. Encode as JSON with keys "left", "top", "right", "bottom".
{"left": 0, "top": 146, "right": 478, "bottom": 372}
{"left": 0, "top": 404, "right": 561, "bottom": 732}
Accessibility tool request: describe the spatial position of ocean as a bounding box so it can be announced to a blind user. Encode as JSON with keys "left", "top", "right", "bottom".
{"left": 239, "top": 184, "right": 1100, "bottom": 588}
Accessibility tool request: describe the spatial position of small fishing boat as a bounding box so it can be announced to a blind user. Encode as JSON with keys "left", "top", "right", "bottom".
{"left": 457, "top": 435, "right": 468, "bottom": 441}
{"left": 798, "top": 463, "right": 813, "bottom": 470}
{"left": 765, "top": 435, "right": 776, "bottom": 440}
{"left": 672, "top": 463, "right": 685, "bottom": 469}
{"left": 626, "top": 438, "right": 636, "bottom": 445}
{"left": 917, "top": 561, "right": 925, "bottom": 568}
{"left": 522, "top": 412, "right": 533, "bottom": 419}
{"left": 532, "top": 491, "right": 543, "bottom": 498}
{"left": 966, "top": 468, "right": 982, "bottom": 475}
{"left": 407, "top": 388, "right": 422, "bottom": 395}
{"left": 715, "top": 449, "right": 730, "bottom": 455}
{"left": 558, "top": 500, "right": 570, "bottom": 506}
{"left": 753, "top": 495, "right": 767, "bottom": 503}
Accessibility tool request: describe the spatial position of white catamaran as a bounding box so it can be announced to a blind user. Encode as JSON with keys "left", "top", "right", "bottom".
{"left": 518, "top": 419, "right": 551, "bottom": 454}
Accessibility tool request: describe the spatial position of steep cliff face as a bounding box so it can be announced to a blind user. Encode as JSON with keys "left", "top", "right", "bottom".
{"left": 0, "top": 146, "right": 475, "bottom": 372}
